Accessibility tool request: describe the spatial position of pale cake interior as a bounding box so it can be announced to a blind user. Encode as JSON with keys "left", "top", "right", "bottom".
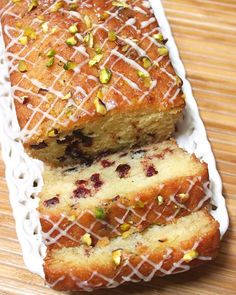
{"left": 46, "top": 211, "right": 215, "bottom": 270}
{"left": 40, "top": 140, "right": 205, "bottom": 213}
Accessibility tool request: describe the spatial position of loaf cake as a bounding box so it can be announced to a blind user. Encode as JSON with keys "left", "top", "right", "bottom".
{"left": 44, "top": 210, "right": 220, "bottom": 291}
{"left": 0, "top": 0, "right": 185, "bottom": 166}
{"left": 40, "top": 140, "right": 211, "bottom": 249}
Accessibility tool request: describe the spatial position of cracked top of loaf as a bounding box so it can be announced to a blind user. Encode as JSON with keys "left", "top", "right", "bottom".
{"left": 0, "top": 0, "right": 185, "bottom": 144}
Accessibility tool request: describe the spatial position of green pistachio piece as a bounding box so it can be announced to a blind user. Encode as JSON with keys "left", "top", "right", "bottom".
{"left": 47, "top": 49, "right": 56, "bottom": 57}
{"left": 108, "top": 30, "right": 117, "bottom": 42}
{"left": 28, "top": 0, "right": 38, "bottom": 11}
{"left": 137, "top": 70, "right": 149, "bottom": 78}
{"left": 69, "top": 3, "right": 78, "bottom": 10}
{"left": 153, "top": 33, "right": 164, "bottom": 42}
{"left": 89, "top": 54, "right": 103, "bottom": 67}
{"left": 112, "top": 1, "right": 130, "bottom": 8}
{"left": 46, "top": 57, "right": 55, "bottom": 67}
{"left": 68, "top": 24, "right": 78, "bottom": 34}
{"left": 84, "top": 32, "right": 94, "bottom": 48}
{"left": 19, "top": 36, "right": 28, "bottom": 45}
{"left": 18, "top": 60, "right": 28, "bottom": 73}
{"left": 24, "top": 26, "right": 36, "bottom": 40}
{"left": 84, "top": 15, "right": 92, "bottom": 29}
{"left": 64, "top": 60, "right": 77, "bottom": 71}
{"left": 94, "top": 207, "right": 106, "bottom": 219}
{"left": 158, "top": 47, "right": 169, "bottom": 56}
{"left": 50, "top": 1, "right": 63, "bottom": 12}
{"left": 66, "top": 36, "right": 78, "bottom": 46}
{"left": 142, "top": 57, "right": 152, "bottom": 69}
{"left": 99, "top": 68, "right": 112, "bottom": 84}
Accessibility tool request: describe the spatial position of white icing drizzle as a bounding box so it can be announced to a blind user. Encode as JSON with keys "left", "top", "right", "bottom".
{"left": 41, "top": 176, "right": 211, "bottom": 249}
{"left": 46, "top": 239, "right": 213, "bottom": 290}
{"left": 0, "top": 0, "right": 180, "bottom": 142}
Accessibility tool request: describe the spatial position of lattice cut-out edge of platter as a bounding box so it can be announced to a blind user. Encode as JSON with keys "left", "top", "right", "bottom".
{"left": 0, "top": 0, "right": 229, "bottom": 279}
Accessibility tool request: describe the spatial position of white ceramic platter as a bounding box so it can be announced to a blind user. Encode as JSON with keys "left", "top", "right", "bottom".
{"left": 0, "top": 0, "right": 229, "bottom": 279}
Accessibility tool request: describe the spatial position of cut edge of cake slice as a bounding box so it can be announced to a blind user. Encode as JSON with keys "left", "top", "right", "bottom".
{"left": 44, "top": 210, "right": 220, "bottom": 291}
{"left": 39, "top": 140, "right": 210, "bottom": 250}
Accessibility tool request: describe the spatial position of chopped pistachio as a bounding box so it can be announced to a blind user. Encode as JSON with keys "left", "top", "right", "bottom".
{"left": 177, "top": 193, "right": 189, "bottom": 201}
{"left": 135, "top": 200, "right": 145, "bottom": 208}
{"left": 66, "top": 109, "right": 72, "bottom": 118}
{"left": 99, "top": 68, "right": 112, "bottom": 84}
{"left": 122, "top": 44, "right": 130, "bottom": 52}
{"left": 24, "top": 26, "right": 36, "bottom": 40}
{"left": 12, "top": 0, "right": 22, "bottom": 3}
{"left": 94, "top": 97, "right": 107, "bottom": 115}
{"left": 94, "top": 207, "right": 106, "bottom": 219}
{"left": 100, "top": 11, "right": 109, "bottom": 21}
{"left": 142, "top": 57, "right": 152, "bottom": 69}
{"left": 89, "top": 54, "right": 103, "bottom": 67}
{"left": 112, "top": 1, "right": 130, "bottom": 8}
{"left": 112, "top": 249, "right": 122, "bottom": 266}
{"left": 158, "top": 47, "right": 169, "bottom": 56}
{"left": 84, "top": 32, "right": 94, "bottom": 48}
{"left": 95, "top": 47, "right": 103, "bottom": 54}
{"left": 47, "top": 49, "right": 56, "bottom": 57}
{"left": 175, "top": 75, "right": 183, "bottom": 87}
{"left": 46, "top": 57, "right": 55, "bottom": 67}
{"left": 18, "top": 60, "right": 27, "bottom": 73}
{"left": 69, "top": 24, "right": 78, "bottom": 34}
{"left": 137, "top": 70, "right": 149, "bottom": 79}
{"left": 37, "top": 15, "right": 45, "bottom": 21}
{"left": 84, "top": 15, "right": 92, "bottom": 29}
{"left": 183, "top": 250, "right": 198, "bottom": 262}
{"left": 81, "top": 233, "right": 92, "bottom": 246}
{"left": 28, "top": 0, "right": 38, "bottom": 12}
{"left": 156, "top": 195, "right": 164, "bottom": 205}
{"left": 68, "top": 215, "right": 76, "bottom": 222}
{"left": 66, "top": 36, "right": 78, "bottom": 46}
{"left": 48, "top": 129, "right": 58, "bottom": 137}
{"left": 153, "top": 33, "right": 164, "bottom": 42}
{"left": 41, "top": 22, "right": 48, "bottom": 33}
{"left": 62, "top": 92, "right": 72, "bottom": 100}
{"left": 69, "top": 3, "right": 78, "bottom": 10}
{"left": 50, "top": 1, "right": 63, "bottom": 12}
{"left": 122, "top": 231, "right": 131, "bottom": 239}
{"left": 64, "top": 60, "right": 77, "bottom": 71}
{"left": 51, "top": 26, "right": 58, "bottom": 34}
{"left": 120, "top": 223, "right": 131, "bottom": 232}
{"left": 19, "top": 36, "right": 28, "bottom": 45}
{"left": 108, "top": 30, "right": 117, "bottom": 42}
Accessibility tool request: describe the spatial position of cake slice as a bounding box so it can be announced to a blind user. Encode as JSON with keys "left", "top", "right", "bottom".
{"left": 44, "top": 210, "right": 220, "bottom": 291}
{"left": 39, "top": 140, "right": 210, "bottom": 249}
{"left": 0, "top": 0, "right": 185, "bottom": 166}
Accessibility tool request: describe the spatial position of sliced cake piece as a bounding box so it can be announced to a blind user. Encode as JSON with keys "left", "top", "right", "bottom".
{"left": 39, "top": 140, "right": 210, "bottom": 249}
{"left": 44, "top": 210, "right": 220, "bottom": 291}
{"left": 0, "top": 0, "right": 185, "bottom": 166}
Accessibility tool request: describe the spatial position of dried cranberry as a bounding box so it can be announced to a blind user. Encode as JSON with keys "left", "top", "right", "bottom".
{"left": 30, "top": 141, "right": 48, "bottom": 150}
{"left": 90, "top": 173, "right": 103, "bottom": 189}
{"left": 73, "top": 187, "right": 91, "bottom": 199}
{"left": 76, "top": 180, "right": 87, "bottom": 185}
{"left": 115, "top": 164, "right": 131, "bottom": 178}
{"left": 43, "top": 196, "right": 59, "bottom": 207}
{"left": 146, "top": 165, "right": 158, "bottom": 177}
{"left": 101, "top": 160, "right": 115, "bottom": 168}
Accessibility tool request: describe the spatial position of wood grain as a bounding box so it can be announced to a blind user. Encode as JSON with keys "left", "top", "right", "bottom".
{"left": 0, "top": 0, "right": 236, "bottom": 294}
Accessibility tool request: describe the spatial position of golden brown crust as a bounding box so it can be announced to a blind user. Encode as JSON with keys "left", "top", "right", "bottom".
{"left": 0, "top": 0, "right": 185, "bottom": 147}
{"left": 44, "top": 212, "right": 220, "bottom": 291}
{"left": 40, "top": 164, "right": 209, "bottom": 250}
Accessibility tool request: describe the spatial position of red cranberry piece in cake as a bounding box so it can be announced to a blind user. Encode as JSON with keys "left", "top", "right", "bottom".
{"left": 115, "top": 164, "right": 131, "bottom": 178}
{"left": 146, "top": 165, "right": 158, "bottom": 177}
{"left": 90, "top": 173, "right": 103, "bottom": 189}
{"left": 43, "top": 196, "right": 59, "bottom": 207}
{"left": 101, "top": 160, "right": 115, "bottom": 168}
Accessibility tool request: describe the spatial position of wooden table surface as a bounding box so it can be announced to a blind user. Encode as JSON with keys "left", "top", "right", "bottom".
{"left": 0, "top": 0, "right": 236, "bottom": 294}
